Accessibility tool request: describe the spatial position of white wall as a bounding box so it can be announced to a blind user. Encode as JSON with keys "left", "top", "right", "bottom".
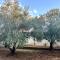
{"left": 25, "top": 37, "right": 50, "bottom": 47}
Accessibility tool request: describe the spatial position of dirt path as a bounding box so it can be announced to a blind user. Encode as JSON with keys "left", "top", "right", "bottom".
{"left": 0, "top": 48, "right": 60, "bottom": 60}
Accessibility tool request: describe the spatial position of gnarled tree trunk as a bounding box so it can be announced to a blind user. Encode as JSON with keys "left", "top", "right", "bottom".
{"left": 9, "top": 46, "right": 16, "bottom": 55}
{"left": 49, "top": 40, "right": 54, "bottom": 51}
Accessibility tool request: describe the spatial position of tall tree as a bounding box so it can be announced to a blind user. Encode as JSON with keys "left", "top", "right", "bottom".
{"left": 44, "top": 9, "right": 60, "bottom": 50}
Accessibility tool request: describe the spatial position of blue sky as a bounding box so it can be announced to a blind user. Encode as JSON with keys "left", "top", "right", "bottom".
{"left": 20, "top": 0, "right": 60, "bottom": 16}
{"left": 0, "top": 0, "right": 60, "bottom": 16}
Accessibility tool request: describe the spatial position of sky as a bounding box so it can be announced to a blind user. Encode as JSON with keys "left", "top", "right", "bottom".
{"left": 20, "top": 0, "right": 60, "bottom": 16}
{"left": 0, "top": 0, "right": 60, "bottom": 16}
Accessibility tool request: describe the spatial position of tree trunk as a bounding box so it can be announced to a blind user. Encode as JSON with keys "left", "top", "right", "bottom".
{"left": 49, "top": 41, "right": 53, "bottom": 51}
{"left": 34, "top": 37, "right": 35, "bottom": 46}
{"left": 9, "top": 46, "right": 16, "bottom": 55}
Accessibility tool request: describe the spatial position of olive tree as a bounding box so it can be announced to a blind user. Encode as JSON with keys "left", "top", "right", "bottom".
{"left": 29, "top": 18, "right": 44, "bottom": 45}
{"left": 44, "top": 13, "right": 60, "bottom": 50}
{"left": 0, "top": 13, "right": 27, "bottom": 55}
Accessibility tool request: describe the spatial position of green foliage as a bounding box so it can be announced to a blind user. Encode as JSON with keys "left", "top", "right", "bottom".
{"left": 31, "top": 29, "right": 44, "bottom": 41}
{"left": 1, "top": 1, "right": 60, "bottom": 49}
{"left": 5, "top": 31, "right": 26, "bottom": 48}
{"left": 44, "top": 9, "right": 60, "bottom": 42}
{"left": 29, "top": 18, "right": 44, "bottom": 41}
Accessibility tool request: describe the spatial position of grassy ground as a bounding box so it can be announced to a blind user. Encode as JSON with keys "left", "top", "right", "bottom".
{"left": 0, "top": 48, "right": 60, "bottom": 60}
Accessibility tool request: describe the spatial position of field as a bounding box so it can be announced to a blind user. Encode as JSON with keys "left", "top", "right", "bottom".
{"left": 0, "top": 48, "right": 60, "bottom": 60}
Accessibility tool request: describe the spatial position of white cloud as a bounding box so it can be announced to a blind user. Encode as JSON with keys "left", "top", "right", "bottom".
{"left": 0, "top": 5, "right": 1, "bottom": 7}
{"left": 29, "top": 10, "right": 33, "bottom": 15}
{"left": 19, "top": 2, "right": 24, "bottom": 9}
{"left": 33, "top": 9, "right": 37, "bottom": 14}
{"left": 29, "top": 9, "right": 38, "bottom": 16}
